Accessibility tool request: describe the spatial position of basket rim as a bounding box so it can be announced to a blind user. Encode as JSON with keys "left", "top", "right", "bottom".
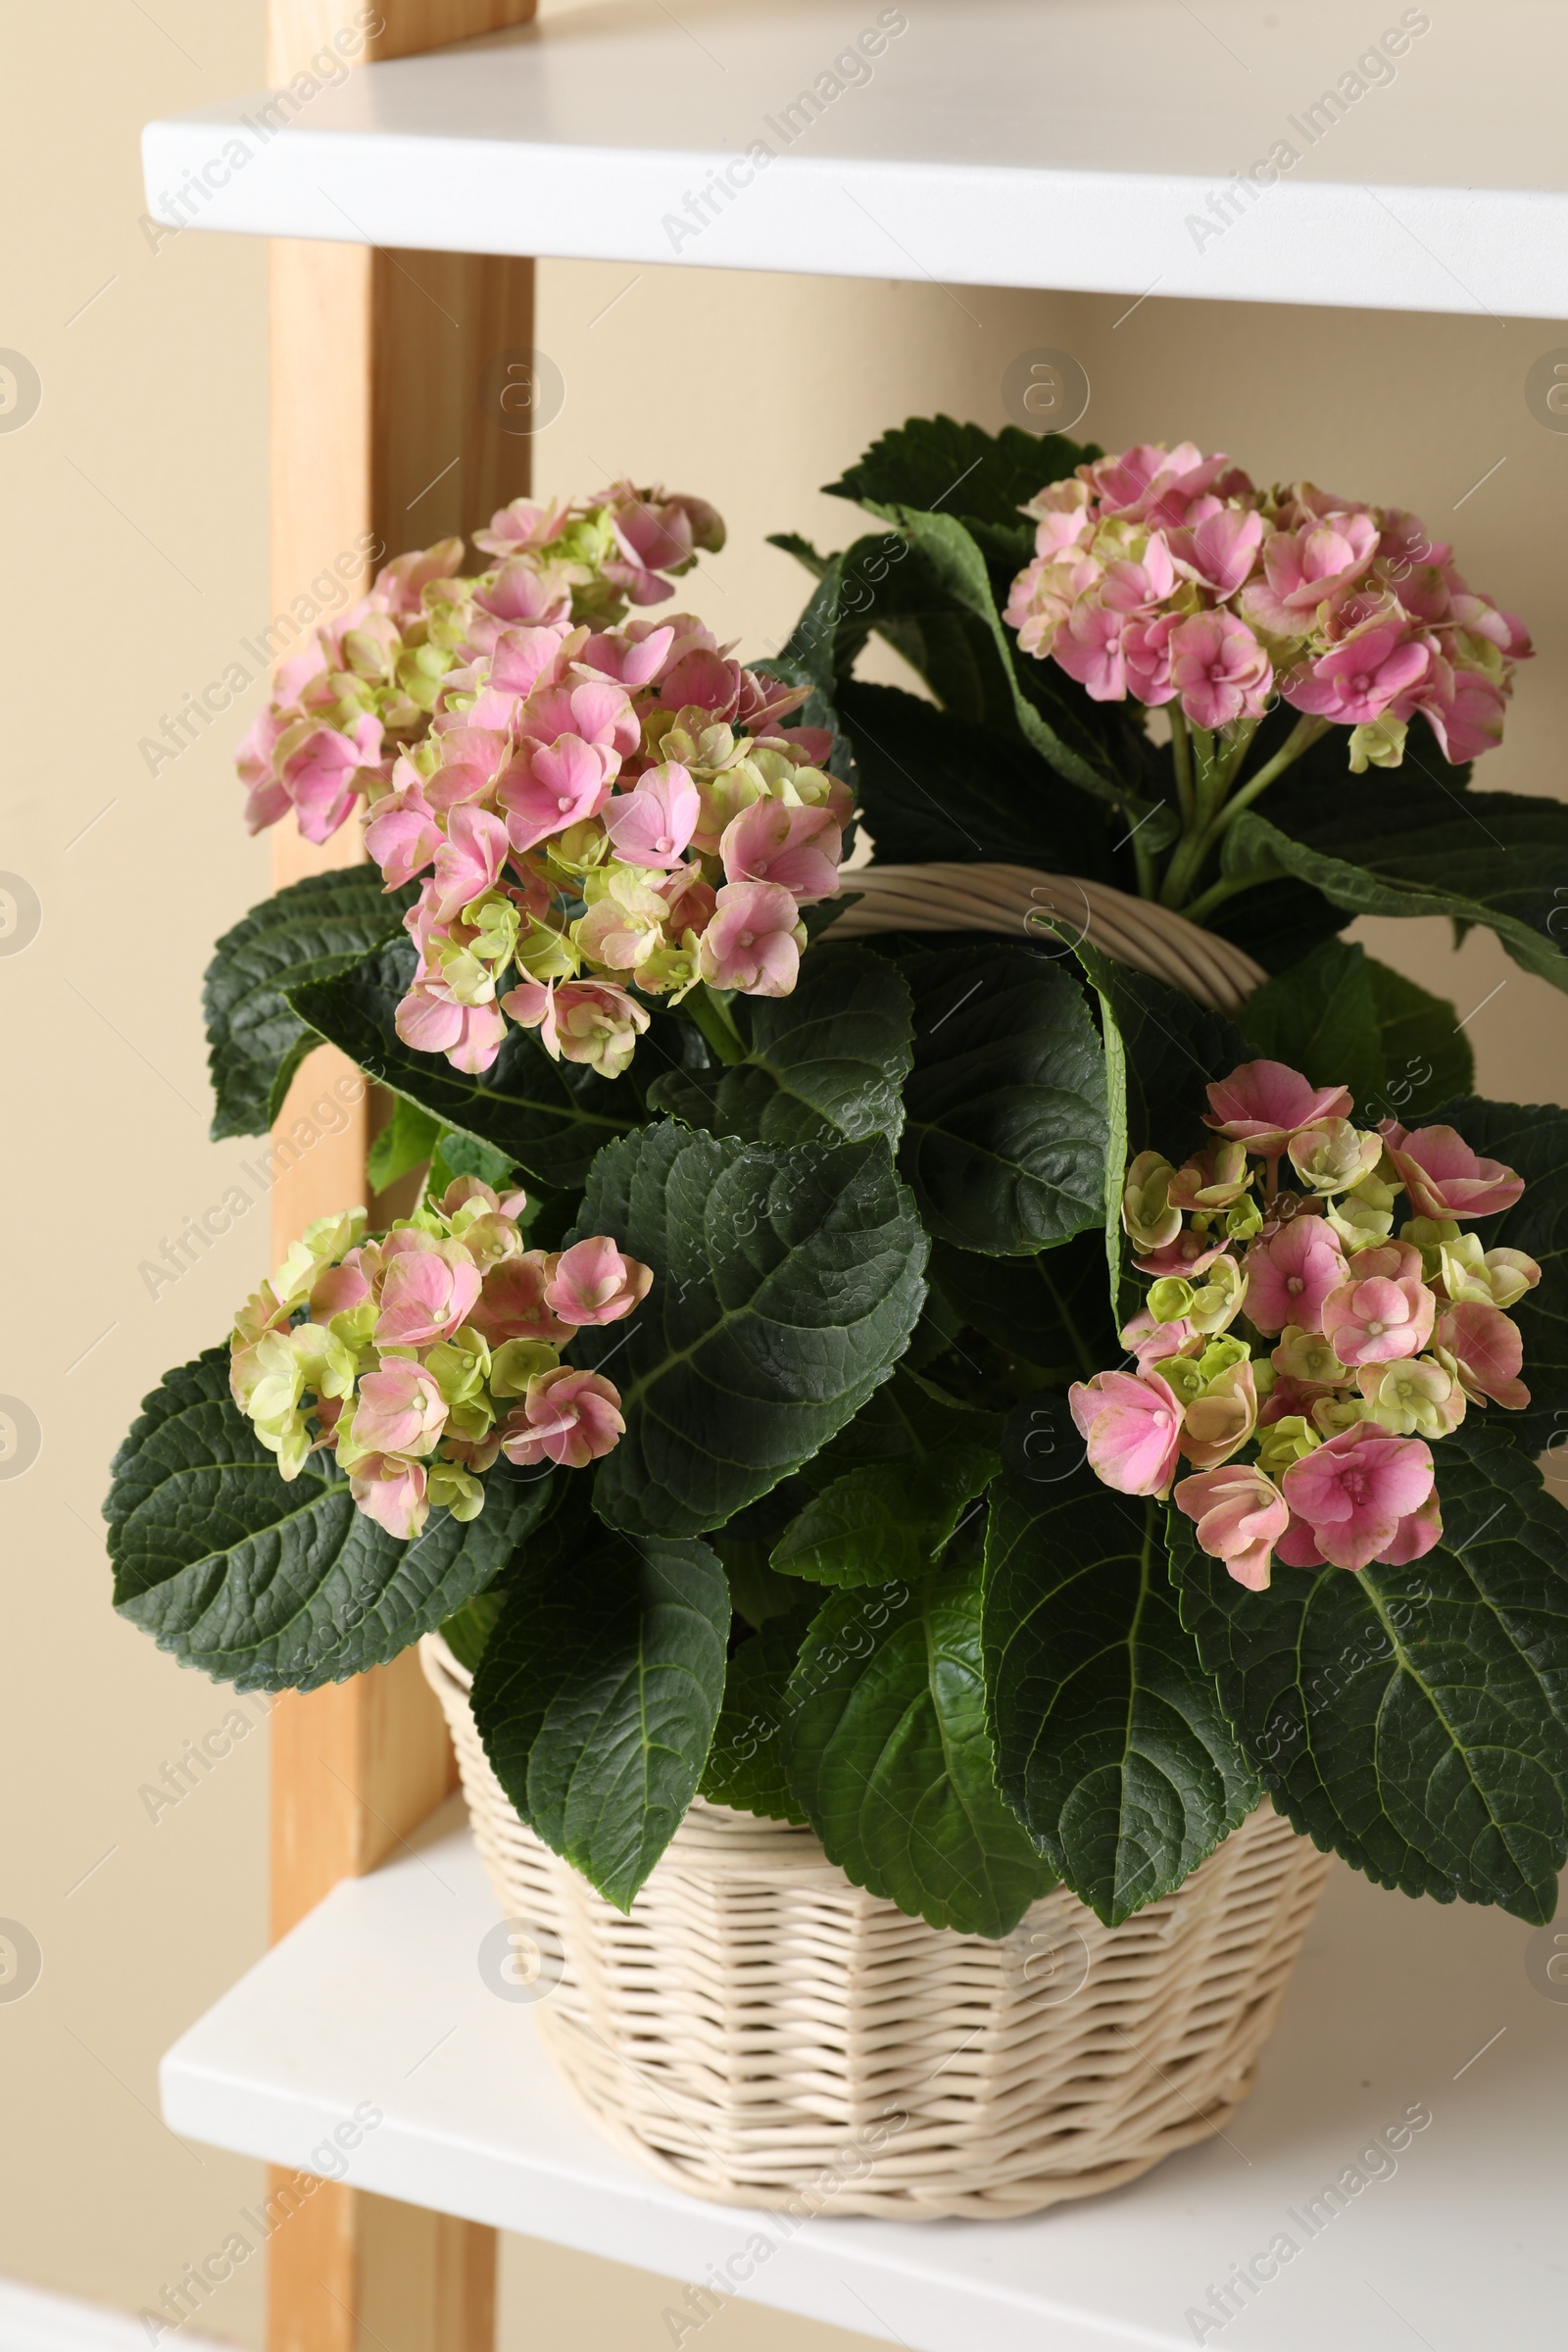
{"left": 829, "top": 858, "right": 1266, "bottom": 1013}
{"left": 420, "top": 1631, "right": 1285, "bottom": 1901}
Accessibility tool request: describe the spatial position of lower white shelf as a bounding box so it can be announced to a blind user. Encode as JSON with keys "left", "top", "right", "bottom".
{"left": 161, "top": 1795, "right": 1565, "bottom": 2352}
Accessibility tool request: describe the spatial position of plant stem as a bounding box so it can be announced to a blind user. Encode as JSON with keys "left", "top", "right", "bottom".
{"left": 1190, "top": 724, "right": 1219, "bottom": 828}
{"left": 1201, "top": 713, "right": 1332, "bottom": 843}
{"left": 1215, "top": 714, "right": 1259, "bottom": 795}
{"left": 1169, "top": 710, "right": 1196, "bottom": 828}
{"left": 1131, "top": 821, "right": 1158, "bottom": 901}
{"left": 1181, "top": 871, "right": 1263, "bottom": 926}
{"left": 1159, "top": 826, "right": 1205, "bottom": 910}
{"left": 1159, "top": 713, "right": 1333, "bottom": 912}
{"left": 688, "top": 982, "right": 748, "bottom": 1066}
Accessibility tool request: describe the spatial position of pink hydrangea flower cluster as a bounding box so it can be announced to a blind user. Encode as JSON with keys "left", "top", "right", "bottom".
{"left": 228, "top": 1177, "right": 653, "bottom": 1542}
{"left": 1004, "top": 442, "right": 1531, "bottom": 769}
{"left": 1070, "top": 1057, "right": 1537, "bottom": 1592}
{"left": 238, "top": 485, "right": 851, "bottom": 1081}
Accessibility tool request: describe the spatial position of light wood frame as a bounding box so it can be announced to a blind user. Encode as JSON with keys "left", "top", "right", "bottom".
{"left": 264, "top": 5, "right": 536, "bottom": 2345}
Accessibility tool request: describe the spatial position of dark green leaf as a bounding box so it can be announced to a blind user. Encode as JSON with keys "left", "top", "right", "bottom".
{"left": 803, "top": 1361, "right": 1003, "bottom": 1485}
{"left": 890, "top": 509, "right": 1132, "bottom": 805}
{"left": 765, "top": 529, "right": 830, "bottom": 583}
{"left": 898, "top": 946, "right": 1109, "bottom": 1257}
{"left": 1207, "top": 874, "right": 1353, "bottom": 979}
{"left": 569, "top": 1123, "right": 928, "bottom": 1538}
{"left": 368, "top": 1096, "right": 442, "bottom": 1193}
{"left": 1170, "top": 1422, "right": 1568, "bottom": 1921}
{"left": 710, "top": 1479, "right": 815, "bottom": 1625}
{"left": 285, "top": 943, "right": 639, "bottom": 1191}
{"left": 984, "top": 1446, "right": 1259, "bottom": 1924}
{"left": 1222, "top": 739, "right": 1568, "bottom": 994}
{"left": 1423, "top": 1095, "right": 1568, "bottom": 1446}
{"left": 776, "top": 548, "right": 865, "bottom": 697}
{"left": 1239, "top": 938, "right": 1471, "bottom": 1122}
{"left": 824, "top": 412, "right": 1096, "bottom": 534}
{"left": 426, "top": 1125, "right": 524, "bottom": 1200}
{"left": 1081, "top": 947, "right": 1250, "bottom": 1316}
{"left": 838, "top": 679, "right": 1114, "bottom": 878}
{"left": 646, "top": 946, "right": 914, "bottom": 1147}
{"left": 1086, "top": 950, "right": 1250, "bottom": 1167}
{"left": 107, "top": 1349, "right": 552, "bottom": 1691}
{"left": 1240, "top": 937, "right": 1386, "bottom": 1111}
{"left": 721, "top": 1547, "right": 809, "bottom": 1629}
{"left": 772, "top": 1441, "right": 999, "bottom": 1588}
{"left": 471, "top": 1525, "right": 729, "bottom": 1909}
{"left": 1365, "top": 957, "right": 1474, "bottom": 1119}
{"left": 930, "top": 1229, "right": 1121, "bottom": 1385}
{"left": 785, "top": 1558, "right": 1058, "bottom": 1936}
{"left": 700, "top": 1606, "right": 818, "bottom": 1823}
{"left": 204, "top": 869, "right": 412, "bottom": 1141}
{"left": 438, "top": 1589, "right": 506, "bottom": 1675}
{"left": 778, "top": 517, "right": 1143, "bottom": 811}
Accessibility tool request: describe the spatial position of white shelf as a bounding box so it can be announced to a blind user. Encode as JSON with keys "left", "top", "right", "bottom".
{"left": 141, "top": 0, "right": 1568, "bottom": 316}
{"left": 161, "top": 1793, "right": 1568, "bottom": 2352}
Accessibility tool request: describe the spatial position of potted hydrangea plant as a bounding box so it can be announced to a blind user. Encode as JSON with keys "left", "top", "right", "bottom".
{"left": 107, "top": 422, "right": 1568, "bottom": 2215}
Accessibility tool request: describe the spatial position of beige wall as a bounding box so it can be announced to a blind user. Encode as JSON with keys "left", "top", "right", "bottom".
{"left": 3, "top": 4, "right": 1565, "bottom": 2346}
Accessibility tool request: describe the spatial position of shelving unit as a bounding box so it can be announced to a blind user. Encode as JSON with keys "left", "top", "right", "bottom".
{"left": 163, "top": 1796, "right": 1567, "bottom": 2352}
{"left": 145, "top": 5, "right": 1568, "bottom": 2347}
{"left": 145, "top": 0, "right": 1568, "bottom": 314}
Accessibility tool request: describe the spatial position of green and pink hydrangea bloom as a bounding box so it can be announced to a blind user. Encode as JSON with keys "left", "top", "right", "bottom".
{"left": 1004, "top": 445, "right": 1529, "bottom": 772}
{"left": 1004, "top": 444, "right": 1530, "bottom": 916}
{"left": 1076, "top": 1058, "right": 1536, "bottom": 1592}
{"left": 237, "top": 483, "right": 849, "bottom": 1086}
{"left": 227, "top": 1177, "right": 653, "bottom": 1543}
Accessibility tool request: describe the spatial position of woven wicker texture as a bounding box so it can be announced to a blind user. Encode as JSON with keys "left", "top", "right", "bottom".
{"left": 422, "top": 1635, "right": 1330, "bottom": 2218}
{"left": 828, "top": 861, "right": 1267, "bottom": 1013}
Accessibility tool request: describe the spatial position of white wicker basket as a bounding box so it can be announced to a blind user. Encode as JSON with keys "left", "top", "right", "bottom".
{"left": 423, "top": 1633, "right": 1327, "bottom": 2220}
{"left": 421, "top": 868, "right": 1310, "bottom": 2220}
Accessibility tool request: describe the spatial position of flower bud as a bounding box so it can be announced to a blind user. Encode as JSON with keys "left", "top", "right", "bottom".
{"left": 634, "top": 939, "right": 702, "bottom": 998}
{"left": 1179, "top": 1358, "right": 1257, "bottom": 1472}
{"left": 1158, "top": 1354, "right": 1207, "bottom": 1411}
{"left": 1186, "top": 1253, "right": 1248, "bottom": 1336}
{"left": 1327, "top": 1171, "right": 1397, "bottom": 1250}
{"left": 448, "top": 1211, "right": 524, "bottom": 1273}
{"left": 431, "top": 933, "right": 501, "bottom": 1008}
{"left": 424, "top": 1327, "right": 493, "bottom": 1409}
{"left": 1196, "top": 1335, "right": 1251, "bottom": 1383}
{"left": 1400, "top": 1215, "right": 1460, "bottom": 1283}
{"left": 489, "top": 1339, "right": 564, "bottom": 1396}
{"left": 514, "top": 916, "right": 581, "bottom": 984}
{"left": 1168, "top": 1142, "right": 1251, "bottom": 1214}
{"left": 1255, "top": 1414, "right": 1321, "bottom": 1480}
{"left": 1348, "top": 713, "right": 1408, "bottom": 772}
{"left": 1226, "top": 1193, "right": 1263, "bottom": 1242}
{"left": 1147, "top": 1274, "right": 1196, "bottom": 1325}
{"left": 545, "top": 1237, "right": 654, "bottom": 1327}
{"left": 1311, "top": 1394, "right": 1372, "bottom": 1439}
{"left": 1122, "top": 1152, "right": 1182, "bottom": 1254}
{"left": 426, "top": 1461, "right": 486, "bottom": 1521}
{"left": 290, "top": 1322, "right": 358, "bottom": 1403}
{"left": 1288, "top": 1118, "right": 1384, "bottom": 1197}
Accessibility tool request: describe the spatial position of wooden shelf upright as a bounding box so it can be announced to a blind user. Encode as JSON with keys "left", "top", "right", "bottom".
{"left": 263, "top": 7, "right": 535, "bottom": 2345}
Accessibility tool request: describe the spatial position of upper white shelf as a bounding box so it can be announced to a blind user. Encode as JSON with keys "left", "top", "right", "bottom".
{"left": 160, "top": 1794, "right": 1568, "bottom": 2352}
{"left": 142, "top": 0, "right": 1568, "bottom": 317}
